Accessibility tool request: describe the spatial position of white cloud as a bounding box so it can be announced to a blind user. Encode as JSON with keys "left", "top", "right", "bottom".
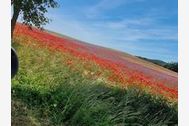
{"left": 89, "top": 17, "right": 177, "bottom": 42}
{"left": 86, "top": 0, "right": 126, "bottom": 18}
{"left": 45, "top": 3, "right": 177, "bottom": 61}
{"left": 46, "top": 13, "right": 177, "bottom": 46}
{"left": 86, "top": 0, "right": 145, "bottom": 18}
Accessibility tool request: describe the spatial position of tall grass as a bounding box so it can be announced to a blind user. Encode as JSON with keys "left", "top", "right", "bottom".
{"left": 12, "top": 35, "right": 177, "bottom": 126}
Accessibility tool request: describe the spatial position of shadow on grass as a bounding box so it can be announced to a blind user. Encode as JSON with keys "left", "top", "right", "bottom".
{"left": 12, "top": 82, "right": 177, "bottom": 126}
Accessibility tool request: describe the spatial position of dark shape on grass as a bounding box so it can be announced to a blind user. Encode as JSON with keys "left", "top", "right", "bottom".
{"left": 11, "top": 47, "right": 19, "bottom": 78}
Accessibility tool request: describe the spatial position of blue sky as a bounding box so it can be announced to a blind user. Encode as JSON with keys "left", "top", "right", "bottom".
{"left": 45, "top": 0, "right": 178, "bottom": 62}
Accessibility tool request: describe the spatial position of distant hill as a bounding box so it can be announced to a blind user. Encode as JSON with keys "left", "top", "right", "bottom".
{"left": 136, "top": 56, "right": 178, "bottom": 72}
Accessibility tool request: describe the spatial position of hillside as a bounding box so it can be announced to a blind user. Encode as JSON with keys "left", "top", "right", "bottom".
{"left": 136, "top": 56, "right": 178, "bottom": 72}
{"left": 136, "top": 56, "right": 167, "bottom": 66}
{"left": 47, "top": 28, "right": 178, "bottom": 78}
{"left": 12, "top": 24, "right": 178, "bottom": 125}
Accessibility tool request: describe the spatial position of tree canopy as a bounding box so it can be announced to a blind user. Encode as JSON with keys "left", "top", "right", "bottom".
{"left": 11, "top": 0, "right": 58, "bottom": 37}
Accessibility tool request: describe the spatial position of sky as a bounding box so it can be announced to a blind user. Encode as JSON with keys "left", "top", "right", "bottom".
{"left": 44, "top": 0, "right": 178, "bottom": 62}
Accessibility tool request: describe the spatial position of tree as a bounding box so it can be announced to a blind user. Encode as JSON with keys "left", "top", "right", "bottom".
{"left": 11, "top": 0, "right": 58, "bottom": 38}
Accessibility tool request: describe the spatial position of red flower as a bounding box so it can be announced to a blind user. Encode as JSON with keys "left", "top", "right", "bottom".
{"left": 14, "top": 23, "right": 178, "bottom": 101}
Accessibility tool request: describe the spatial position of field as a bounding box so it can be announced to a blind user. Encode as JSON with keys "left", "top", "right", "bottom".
{"left": 12, "top": 24, "right": 178, "bottom": 126}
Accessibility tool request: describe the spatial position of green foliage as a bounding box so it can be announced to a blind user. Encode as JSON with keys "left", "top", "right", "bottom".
{"left": 13, "top": 0, "right": 58, "bottom": 29}
{"left": 12, "top": 38, "right": 177, "bottom": 126}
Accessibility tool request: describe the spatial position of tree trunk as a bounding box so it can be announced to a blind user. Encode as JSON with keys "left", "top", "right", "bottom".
{"left": 11, "top": 4, "right": 20, "bottom": 39}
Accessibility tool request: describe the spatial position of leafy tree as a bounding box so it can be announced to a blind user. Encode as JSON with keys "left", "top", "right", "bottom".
{"left": 11, "top": 0, "right": 58, "bottom": 38}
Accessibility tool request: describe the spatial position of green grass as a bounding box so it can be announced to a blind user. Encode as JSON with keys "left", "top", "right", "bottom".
{"left": 12, "top": 36, "right": 177, "bottom": 126}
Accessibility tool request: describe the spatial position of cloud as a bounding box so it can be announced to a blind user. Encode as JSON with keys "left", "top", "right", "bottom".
{"left": 90, "top": 17, "right": 177, "bottom": 42}
{"left": 86, "top": 0, "right": 126, "bottom": 18}
{"left": 86, "top": 0, "right": 145, "bottom": 18}
{"left": 46, "top": 14, "right": 105, "bottom": 44}
{"left": 47, "top": 12, "right": 177, "bottom": 46}
{"left": 45, "top": 0, "right": 177, "bottom": 61}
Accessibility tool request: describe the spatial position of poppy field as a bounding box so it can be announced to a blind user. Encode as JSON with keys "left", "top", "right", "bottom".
{"left": 12, "top": 24, "right": 178, "bottom": 125}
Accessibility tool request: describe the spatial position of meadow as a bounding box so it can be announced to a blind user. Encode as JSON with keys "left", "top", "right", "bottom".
{"left": 12, "top": 24, "right": 178, "bottom": 126}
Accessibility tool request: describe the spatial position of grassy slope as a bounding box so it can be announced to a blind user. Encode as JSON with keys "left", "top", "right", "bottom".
{"left": 12, "top": 34, "right": 177, "bottom": 126}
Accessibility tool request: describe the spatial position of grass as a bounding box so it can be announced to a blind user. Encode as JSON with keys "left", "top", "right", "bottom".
{"left": 12, "top": 35, "right": 177, "bottom": 126}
